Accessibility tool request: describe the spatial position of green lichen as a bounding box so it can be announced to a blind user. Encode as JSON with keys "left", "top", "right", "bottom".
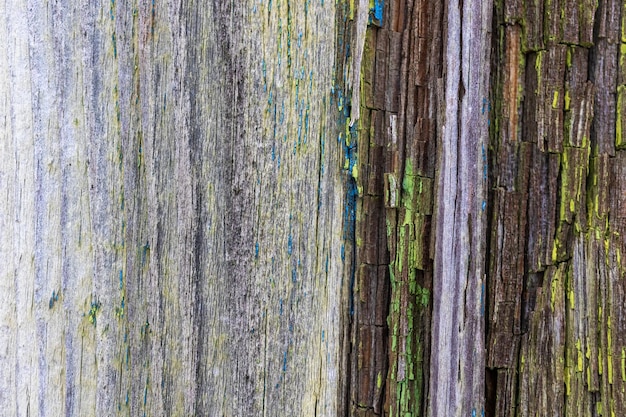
{"left": 88, "top": 300, "right": 101, "bottom": 326}
{"left": 616, "top": 85, "right": 625, "bottom": 149}
{"left": 552, "top": 90, "right": 559, "bottom": 109}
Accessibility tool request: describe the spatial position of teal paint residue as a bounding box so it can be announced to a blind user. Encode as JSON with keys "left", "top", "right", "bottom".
{"left": 88, "top": 299, "right": 101, "bottom": 326}
{"left": 49, "top": 290, "right": 59, "bottom": 309}
{"left": 141, "top": 242, "right": 150, "bottom": 267}
{"left": 370, "top": 0, "right": 384, "bottom": 24}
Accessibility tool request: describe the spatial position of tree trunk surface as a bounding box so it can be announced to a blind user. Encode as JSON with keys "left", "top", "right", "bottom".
{"left": 2, "top": 1, "right": 625, "bottom": 417}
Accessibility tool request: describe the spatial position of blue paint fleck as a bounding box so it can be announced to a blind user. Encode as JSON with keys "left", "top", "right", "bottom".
{"left": 119, "top": 270, "right": 124, "bottom": 289}
{"left": 321, "top": 330, "right": 325, "bottom": 341}
{"left": 292, "top": 268, "right": 297, "bottom": 283}
{"left": 255, "top": 242, "right": 259, "bottom": 258}
{"left": 480, "top": 283, "right": 485, "bottom": 316}
{"left": 482, "top": 201, "right": 487, "bottom": 211}
{"left": 282, "top": 351, "right": 288, "bottom": 372}
{"left": 279, "top": 299, "right": 283, "bottom": 316}
{"left": 370, "top": 0, "right": 384, "bottom": 24}
{"left": 472, "top": 409, "right": 476, "bottom": 417}
{"left": 49, "top": 290, "right": 59, "bottom": 309}
{"left": 481, "top": 144, "right": 488, "bottom": 180}
{"left": 287, "top": 234, "right": 293, "bottom": 255}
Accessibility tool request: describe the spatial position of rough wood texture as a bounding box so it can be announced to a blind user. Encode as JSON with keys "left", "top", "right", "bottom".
{"left": 428, "top": 0, "right": 492, "bottom": 415}
{"left": 3, "top": 1, "right": 625, "bottom": 416}
{"left": 487, "top": 1, "right": 626, "bottom": 416}
{"left": 1, "top": 1, "right": 350, "bottom": 415}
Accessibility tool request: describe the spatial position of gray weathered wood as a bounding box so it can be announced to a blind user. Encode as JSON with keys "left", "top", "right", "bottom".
{"left": 1, "top": 1, "right": 349, "bottom": 415}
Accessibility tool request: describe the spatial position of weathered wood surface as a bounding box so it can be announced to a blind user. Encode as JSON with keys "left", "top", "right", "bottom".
{"left": 3, "top": 0, "right": 625, "bottom": 416}
{"left": 486, "top": 0, "right": 626, "bottom": 415}
{"left": 1, "top": 1, "right": 350, "bottom": 415}
{"left": 349, "top": 0, "right": 492, "bottom": 415}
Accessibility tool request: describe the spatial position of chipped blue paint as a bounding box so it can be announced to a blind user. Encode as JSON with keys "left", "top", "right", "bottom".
{"left": 279, "top": 298, "right": 283, "bottom": 316}
{"left": 480, "top": 283, "right": 485, "bottom": 316}
{"left": 321, "top": 330, "right": 325, "bottom": 341}
{"left": 49, "top": 290, "right": 59, "bottom": 309}
{"left": 372, "top": 0, "right": 384, "bottom": 23}
{"left": 255, "top": 242, "right": 259, "bottom": 258}
{"left": 292, "top": 268, "right": 297, "bottom": 283}
{"left": 261, "top": 59, "right": 267, "bottom": 90}
{"left": 282, "top": 351, "right": 288, "bottom": 372}
{"left": 119, "top": 269, "right": 124, "bottom": 289}
{"left": 481, "top": 143, "right": 487, "bottom": 180}
{"left": 112, "top": 33, "right": 117, "bottom": 58}
{"left": 287, "top": 234, "right": 293, "bottom": 255}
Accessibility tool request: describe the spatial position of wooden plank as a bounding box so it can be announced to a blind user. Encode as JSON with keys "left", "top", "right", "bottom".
{"left": 3, "top": 1, "right": 351, "bottom": 416}
{"left": 517, "top": 265, "right": 566, "bottom": 417}
{"left": 591, "top": 35, "right": 619, "bottom": 155}
{"left": 428, "top": 0, "right": 492, "bottom": 414}
{"left": 523, "top": 0, "right": 545, "bottom": 51}
{"left": 487, "top": 190, "right": 526, "bottom": 368}
{"left": 374, "top": 28, "right": 389, "bottom": 111}
{"left": 525, "top": 147, "right": 559, "bottom": 272}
